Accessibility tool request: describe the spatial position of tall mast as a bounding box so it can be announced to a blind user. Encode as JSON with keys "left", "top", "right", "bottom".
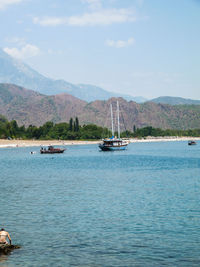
{"left": 117, "top": 101, "right": 120, "bottom": 138}
{"left": 110, "top": 103, "right": 114, "bottom": 137}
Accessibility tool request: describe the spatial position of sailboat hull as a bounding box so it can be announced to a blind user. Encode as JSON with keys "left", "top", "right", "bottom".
{"left": 99, "top": 141, "right": 128, "bottom": 151}
{"left": 99, "top": 145, "right": 127, "bottom": 151}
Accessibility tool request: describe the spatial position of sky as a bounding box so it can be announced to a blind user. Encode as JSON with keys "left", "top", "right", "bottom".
{"left": 0, "top": 0, "right": 200, "bottom": 99}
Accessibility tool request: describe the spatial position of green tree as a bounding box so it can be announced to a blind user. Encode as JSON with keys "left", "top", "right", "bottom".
{"left": 75, "top": 117, "right": 79, "bottom": 132}
{"left": 69, "top": 118, "right": 73, "bottom": 131}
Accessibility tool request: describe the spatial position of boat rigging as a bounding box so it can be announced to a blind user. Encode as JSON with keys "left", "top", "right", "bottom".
{"left": 99, "top": 101, "right": 129, "bottom": 151}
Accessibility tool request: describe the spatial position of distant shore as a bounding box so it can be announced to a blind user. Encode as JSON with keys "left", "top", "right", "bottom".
{"left": 0, "top": 137, "right": 199, "bottom": 148}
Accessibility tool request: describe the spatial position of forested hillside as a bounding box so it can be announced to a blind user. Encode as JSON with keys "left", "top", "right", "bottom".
{"left": 1, "top": 83, "right": 200, "bottom": 131}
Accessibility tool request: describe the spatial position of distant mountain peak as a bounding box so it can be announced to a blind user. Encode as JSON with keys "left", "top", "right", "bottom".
{"left": 0, "top": 48, "right": 146, "bottom": 103}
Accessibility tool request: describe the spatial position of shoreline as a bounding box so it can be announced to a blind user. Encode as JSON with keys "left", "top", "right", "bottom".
{"left": 0, "top": 137, "right": 199, "bottom": 148}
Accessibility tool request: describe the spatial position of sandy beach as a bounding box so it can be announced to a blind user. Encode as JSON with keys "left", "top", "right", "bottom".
{"left": 0, "top": 137, "right": 199, "bottom": 148}
{"left": 0, "top": 139, "right": 100, "bottom": 148}
{"left": 130, "top": 136, "right": 200, "bottom": 143}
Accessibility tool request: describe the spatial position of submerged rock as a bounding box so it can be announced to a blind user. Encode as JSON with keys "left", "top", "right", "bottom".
{"left": 0, "top": 244, "right": 20, "bottom": 255}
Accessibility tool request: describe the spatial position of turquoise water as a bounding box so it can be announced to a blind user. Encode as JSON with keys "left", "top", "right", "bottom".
{"left": 0, "top": 141, "right": 200, "bottom": 266}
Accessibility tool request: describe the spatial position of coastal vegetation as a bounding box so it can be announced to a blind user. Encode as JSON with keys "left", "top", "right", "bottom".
{"left": 0, "top": 115, "right": 111, "bottom": 140}
{"left": 121, "top": 126, "right": 200, "bottom": 138}
{"left": 1, "top": 115, "right": 200, "bottom": 140}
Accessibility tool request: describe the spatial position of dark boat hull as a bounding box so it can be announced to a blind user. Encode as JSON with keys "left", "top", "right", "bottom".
{"left": 40, "top": 149, "right": 65, "bottom": 154}
{"left": 188, "top": 141, "right": 197, "bottom": 145}
{"left": 99, "top": 144, "right": 128, "bottom": 151}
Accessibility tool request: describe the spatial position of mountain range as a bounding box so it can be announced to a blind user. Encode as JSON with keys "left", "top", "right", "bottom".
{"left": 1, "top": 83, "right": 200, "bottom": 130}
{"left": 0, "top": 49, "right": 146, "bottom": 103}
{"left": 149, "top": 96, "right": 200, "bottom": 105}
{"left": 1, "top": 48, "right": 200, "bottom": 105}
{"left": 1, "top": 48, "right": 200, "bottom": 130}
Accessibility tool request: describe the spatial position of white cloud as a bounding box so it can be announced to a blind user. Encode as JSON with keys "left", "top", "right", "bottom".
{"left": 47, "top": 49, "right": 64, "bottom": 55}
{"left": 106, "top": 37, "right": 135, "bottom": 48}
{"left": 81, "top": 0, "right": 102, "bottom": 10}
{"left": 132, "top": 72, "right": 181, "bottom": 79}
{"left": 136, "top": 0, "right": 144, "bottom": 7}
{"left": 3, "top": 44, "right": 40, "bottom": 59}
{"left": 0, "top": 0, "right": 23, "bottom": 9}
{"left": 33, "top": 16, "right": 68, "bottom": 26}
{"left": 69, "top": 9, "right": 136, "bottom": 26}
{"left": 33, "top": 8, "right": 136, "bottom": 27}
{"left": 17, "top": 19, "right": 23, "bottom": 24}
{"left": 47, "top": 49, "right": 53, "bottom": 54}
{"left": 131, "top": 72, "right": 182, "bottom": 85}
{"left": 132, "top": 72, "right": 154, "bottom": 78}
{"left": 5, "top": 37, "right": 26, "bottom": 46}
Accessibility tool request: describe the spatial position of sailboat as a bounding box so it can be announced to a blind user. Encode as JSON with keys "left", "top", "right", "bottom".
{"left": 99, "top": 101, "right": 129, "bottom": 151}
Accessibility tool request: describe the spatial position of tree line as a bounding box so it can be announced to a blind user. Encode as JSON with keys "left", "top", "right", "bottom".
{"left": 0, "top": 115, "right": 200, "bottom": 140}
{"left": 0, "top": 115, "right": 111, "bottom": 140}
{"left": 121, "top": 125, "right": 200, "bottom": 138}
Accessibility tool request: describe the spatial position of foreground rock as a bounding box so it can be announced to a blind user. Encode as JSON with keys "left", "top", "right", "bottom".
{"left": 0, "top": 244, "right": 20, "bottom": 255}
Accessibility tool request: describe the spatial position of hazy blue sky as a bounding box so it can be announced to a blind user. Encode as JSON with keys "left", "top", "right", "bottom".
{"left": 0, "top": 0, "right": 200, "bottom": 99}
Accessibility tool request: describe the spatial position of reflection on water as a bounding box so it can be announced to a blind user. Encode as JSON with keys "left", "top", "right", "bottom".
{"left": 0, "top": 142, "right": 200, "bottom": 266}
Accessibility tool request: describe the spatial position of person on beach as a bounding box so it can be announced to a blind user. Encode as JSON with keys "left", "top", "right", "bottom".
{"left": 0, "top": 229, "right": 11, "bottom": 245}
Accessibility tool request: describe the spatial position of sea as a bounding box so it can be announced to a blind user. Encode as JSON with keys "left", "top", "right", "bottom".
{"left": 0, "top": 141, "right": 200, "bottom": 267}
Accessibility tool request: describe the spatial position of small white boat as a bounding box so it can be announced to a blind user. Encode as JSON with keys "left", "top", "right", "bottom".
{"left": 99, "top": 101, "right": 129, "bottom": 151}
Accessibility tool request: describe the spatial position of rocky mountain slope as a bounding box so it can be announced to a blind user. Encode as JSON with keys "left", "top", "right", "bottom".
{"left": 1, "top": 83, "right": 200, "bottom": 130}
{"left": 0, "top": 83, "right": 86, "bottom": 126}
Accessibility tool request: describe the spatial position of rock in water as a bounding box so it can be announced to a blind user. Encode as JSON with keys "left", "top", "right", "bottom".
{"left": 0, "top": 244, "right": 20, "bottom": 255}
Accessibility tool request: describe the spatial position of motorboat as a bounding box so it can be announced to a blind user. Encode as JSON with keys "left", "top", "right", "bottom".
{"left": 188, "top": 140, "right": 197, "bottom": 145}
{"left": 40, "top": 146, "right": 65, "bottom": 154}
